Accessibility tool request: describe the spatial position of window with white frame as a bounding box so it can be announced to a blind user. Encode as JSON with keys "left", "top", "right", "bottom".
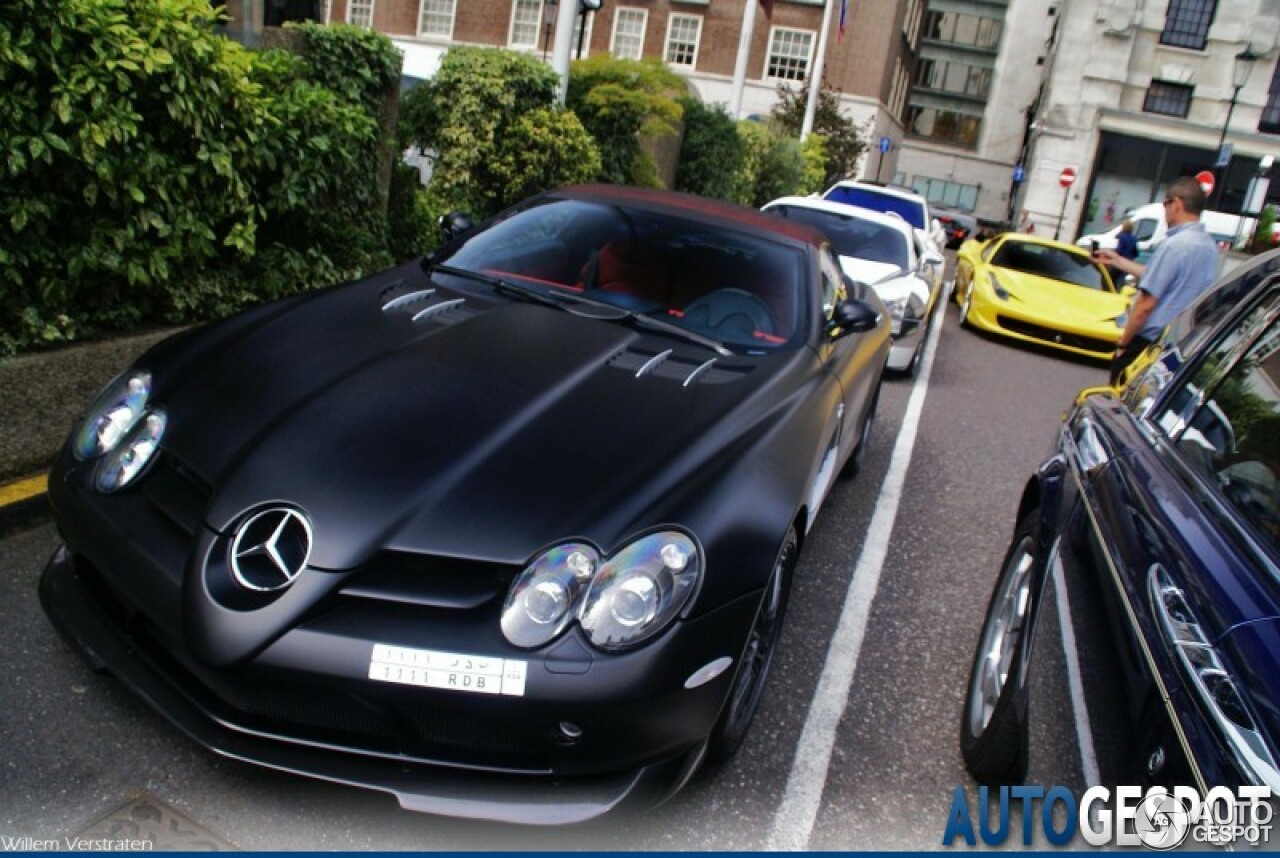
{"left": 418, "top": 0, "right": 456, "bottom": 39}
{"left": 766, "top": 27, "right": 814, "bottom": 82}
{"left": 665, "top": 14, "right": 702, "bottom": 67}
{"left": 509, "top": 0, "right": 543, "bottom": 50}
{"left": 347, "top": 0, "right": 374, "bottom": 28}
{"left": 611, "top": 8, "right": 647, "bottom": 60}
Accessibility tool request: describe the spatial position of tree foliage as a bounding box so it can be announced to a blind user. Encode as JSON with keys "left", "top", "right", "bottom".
{"left": 771, "top": 81, "right": 865, "bottom": 188}
{"left": 567, "top": 55, "right": 685, "bottom": 187}
{"left": 675, "top": 97, "right": 744, "bottom": 201}
{"left": 398, "top": 46, "right": 599, "bottom": 226}
{"left": 1, "top": 0, "right": 400, "bottom": 355}
{"left": 731, "top": 121, "right": 806, "bottom": 208}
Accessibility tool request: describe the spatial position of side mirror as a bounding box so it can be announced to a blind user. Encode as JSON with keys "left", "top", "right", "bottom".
{"left": 1120, "top": 284, "right": 1138, "bottom": 299}
{"left": 829, "top": 298, "right": 882, "bottom": 337}
{"left": 439, "top": 211, "right": 475, "bottom": 243}
{"left": 922, "top": 248, "right": 944, "bottom": 268}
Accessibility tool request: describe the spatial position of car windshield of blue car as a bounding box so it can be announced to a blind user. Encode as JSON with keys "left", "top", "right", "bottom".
{"left": 822, "top": 187, "right": 925, "bottom": 230}
{"left": 991, "top": 241, "right": 1110, "bottom": 290}
{"left": 768, "top": 205, "right": 909, "bottom": 269}
{"left": 436, "top": 198, "right": 807, "bottom": 352}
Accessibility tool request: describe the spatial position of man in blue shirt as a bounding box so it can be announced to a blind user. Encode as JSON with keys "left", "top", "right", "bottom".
{"left": 1093, "top": 176, "right": 1219, "bottom": 384}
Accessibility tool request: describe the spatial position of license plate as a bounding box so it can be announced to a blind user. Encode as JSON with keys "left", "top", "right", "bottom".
{"left": 368, "top": 643, "right": 527, "bottom": 697}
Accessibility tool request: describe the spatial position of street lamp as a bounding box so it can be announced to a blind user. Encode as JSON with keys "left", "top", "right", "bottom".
{"left": 1213, "top": 46, "right": 1260, "bottom": 209}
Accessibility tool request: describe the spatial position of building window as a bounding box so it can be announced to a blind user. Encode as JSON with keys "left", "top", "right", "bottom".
{"left": 923, "top": 11, "right": 1001, "bottom": 50}
{"left": 1160, "top": 0, "right": 1217, "bottom": 51}
{"left": 910, "top": 176, "right": 980, "bottom": 210}
{"left": 1261, "top": 60, "right": 1280, "bottom": 133}
{"left": 906, "top": 104, "right": 982, "bottom": 148}
{"left": 347, "top": 0, "right": 374, "bottom": 28}
{"left": 610, "top": 8, "right": 647, "bottom": 59}
{"left": 915, "top": 58, "right": 991, "bottom": 99}
{"left": 1143, "top": 80, "right": 1194, "bottom": 118}
{"left": 766, "top": 27, "right": 815, "bottom": 81}
{"left": 418, "top": 0, "right": 456, "bottom": 38}
{"left": 509, "top": 0, "right": 542, "bottom": 50}
{"left": 665, "top": 13, "right": 702, "bottom": 67}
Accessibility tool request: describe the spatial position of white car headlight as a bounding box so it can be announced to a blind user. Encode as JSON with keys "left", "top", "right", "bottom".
{"left": 501, "top": 531, "right": 703, "bottom": 652}
{"left": 73, "top": 371, "right": 151, "bottom": 460}
{"left": 95, "top": 410, "right": 166, "bottom": 493}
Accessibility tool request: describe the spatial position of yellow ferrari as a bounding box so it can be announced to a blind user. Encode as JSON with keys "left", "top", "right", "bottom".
{"left": 953, "top": 233, "right": 1135, "bottom": 360}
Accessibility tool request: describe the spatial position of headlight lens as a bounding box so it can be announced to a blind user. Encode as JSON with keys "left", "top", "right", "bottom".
{"left": 95, "top": 410, "right": 166, "bottom": 493}
{"left": 987, "top": 272, "right": 1010, "bottom": 301}
{"left": 581, "top": 532, "right": 700, "bottom": 652}
{"left": 501, "top": 531, "right": 702, "bottom": 652}
{"left": 501, "top": 543, "right": 599, "bottom": 648}
{"left": 73, "top": 371, "right": 151, "bottom": 460}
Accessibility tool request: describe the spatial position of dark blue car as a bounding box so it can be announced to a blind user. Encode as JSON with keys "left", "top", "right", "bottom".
{"left": 961, "top": 250, "right": 1280, "bottom": 795}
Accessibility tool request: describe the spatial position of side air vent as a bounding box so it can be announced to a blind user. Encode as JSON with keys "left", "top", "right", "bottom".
{"left": 609, "top": 349, "right": 750, "bottom": 386}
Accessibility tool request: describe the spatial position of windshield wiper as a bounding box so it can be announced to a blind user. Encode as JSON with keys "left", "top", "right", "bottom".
{"left": 429, "top": 264, "right": 567, "bottom": 310}
{"left": 628, "top": 311, "right": 731, "bottom": 356}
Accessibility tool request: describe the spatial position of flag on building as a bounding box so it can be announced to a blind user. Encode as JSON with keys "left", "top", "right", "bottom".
{"left": 838, "top": 0, "right": 849, "bottom": 40}
{"left": 760, "top": 0, "right": 773, "bottom": 18}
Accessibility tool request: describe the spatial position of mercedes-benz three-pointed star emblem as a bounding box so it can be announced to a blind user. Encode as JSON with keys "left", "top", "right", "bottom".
{"left": 230, "top": 508, "right": 313, "bottom": 592}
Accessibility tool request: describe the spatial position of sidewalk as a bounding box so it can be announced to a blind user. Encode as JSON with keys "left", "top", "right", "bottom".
{"left": 0, "top": 328, "right": 178, "bottom": 533}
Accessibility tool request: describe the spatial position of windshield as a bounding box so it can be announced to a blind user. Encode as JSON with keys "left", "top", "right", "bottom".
{"left": 437, "top": 197, "right": 808, "bottom": 351}
{"left": 990, "top": 239, "right": 1111, "bottom": 290}
{"left": 822, "top": 186, "right": 925, "bottom": 230}
{"left": 766, "top": 205, "right": 909, "bottom": 268}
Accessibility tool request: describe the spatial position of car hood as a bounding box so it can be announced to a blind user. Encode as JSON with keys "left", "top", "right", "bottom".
{"left": 837, "top": 257, "right": 903, "bottom": 285}
{"left": 149, "top": 266, "right": 802, "bottom": 569}
{"left": 988, "top": 267, "right": 1129, "bottom": 325}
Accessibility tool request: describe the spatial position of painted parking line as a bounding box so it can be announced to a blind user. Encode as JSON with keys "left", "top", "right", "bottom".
{"left": 766, "top": 284, "right": 952, "bottom": 851}
{"left": 0, "top": 473, "right": 48, "bottom": 508}
{"left": 1053, "top": 548, "right": 1102, "bottom": 787}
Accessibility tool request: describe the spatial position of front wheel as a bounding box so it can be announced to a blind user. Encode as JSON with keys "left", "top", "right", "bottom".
{"left": 707, "top": 526, "right": 797, "bottom": 762}
{"left": 960, "top": 511, "right": 1041, "bottom": 783}
{"left": 959, "top": 286, "right": 975, "bottom": 327}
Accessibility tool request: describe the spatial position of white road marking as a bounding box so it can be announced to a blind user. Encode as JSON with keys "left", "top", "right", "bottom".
{"left": 1053, "top": 557, "right": 1102, "bottom": 787}
{"left": 766, "top": 283, "right": 952, "bottom": 851}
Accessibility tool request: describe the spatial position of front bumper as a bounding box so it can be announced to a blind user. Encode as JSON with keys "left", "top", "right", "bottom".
{"left": 41, "top": 459, "right": 759, "bottom": 824}
{"left": 966, "top": 292, "right": 1118, "bottom": 359}
{"left": 887, "top": 314, "right": 927, "bottom": 370}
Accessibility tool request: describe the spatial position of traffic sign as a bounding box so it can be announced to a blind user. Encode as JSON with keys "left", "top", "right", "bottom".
{"left": 878, "top": 136, "right": 892, "bottom": 154}
{"left": 1012, "top": 164, "right": 1026, "bottom": 183}
{"left": 1196, "top": 169, "right": 1216, "bottom": 195}
{"left": 1058, "top": 166, "right": 1077, "bottom": 188}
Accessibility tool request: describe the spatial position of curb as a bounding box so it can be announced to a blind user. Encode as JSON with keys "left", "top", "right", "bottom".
{"left": 0, "top": 474, "right": 51, "bottom": 537}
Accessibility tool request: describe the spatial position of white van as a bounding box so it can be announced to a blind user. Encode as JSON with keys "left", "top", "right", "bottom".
{"left": 1077, "top": 203, "right": 1246, "bottom": 262}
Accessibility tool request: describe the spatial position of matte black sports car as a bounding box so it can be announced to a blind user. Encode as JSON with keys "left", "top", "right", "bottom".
{"left": 41, "top": 185, "right": 890, "bottom": 823}
{"left": 962, "top": 249, "right": 1280, "bottom": 795}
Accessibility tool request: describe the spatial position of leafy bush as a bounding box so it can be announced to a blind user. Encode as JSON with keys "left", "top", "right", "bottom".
{"left": 0, "top": 0, "right": 401, "bottom": 356}
{"left": 399, "top": 46, "right": 598, "bottom": 223}
{"left": 567, "top": 55, "right": 685, "bottom": 188}
{"left": 731, "top": 120, "right": 807, "bottom": 208}
{"left": 771, "top": 82, "right": 865, "bottom": 188}
{"left": 675, "top": 98, "right": 744, "bottom": 201}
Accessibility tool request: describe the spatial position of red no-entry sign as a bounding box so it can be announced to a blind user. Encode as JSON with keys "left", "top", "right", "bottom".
{"left": 1196, "top": 170, "right": 1215, "bottom": 195}
{"left": 1059, "top": 166, "right": 1077, "bottom": 188}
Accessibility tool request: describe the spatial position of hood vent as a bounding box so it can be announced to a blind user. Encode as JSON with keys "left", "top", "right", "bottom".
{"left": 609, "top": 348, "right": 750, "bottom": 386}
{"left": 380, "top": 284, "right": 470, "bottom": 327}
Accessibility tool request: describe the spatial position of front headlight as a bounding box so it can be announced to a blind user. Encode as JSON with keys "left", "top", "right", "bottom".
{"left": 987, "top": 272, "right": 1010, "bottom": 301}
{"left": 501, "top": 531, "right": 702, "bottom": 652}
{"left": 95, "top": 410, "right": 166, "bottom": 493}
{"left": 73, "top": 371, "right": 151, "bottom": 460}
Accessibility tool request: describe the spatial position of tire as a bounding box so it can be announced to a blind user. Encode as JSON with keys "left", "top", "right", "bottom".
{"left": 707, "top": 526, "right": 797, "bottom": 763}
{"left": 840, "top": 382, "right": 880, "bottom": 480}
{"left": 960, "top": 511, "right": 1041, "bottom": 783}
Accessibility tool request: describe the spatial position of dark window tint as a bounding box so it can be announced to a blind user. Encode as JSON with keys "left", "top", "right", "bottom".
{"left": 1144, "top": 81, "right": 1194, "bottom": 118}
{"left": 822, "top": 186, "right": 925, "bottom": 230}
{"left": 768, "top": 206, "right": 910, "bottom": 267}
{"left": 990, "top": 239, "right": 1109, "bottom": 290}
{"left": 1160, "top": 0, "right": 1217, "bottom": 50}
{"left": 1173, "top": 317, "right": 1280, "bottom": 558}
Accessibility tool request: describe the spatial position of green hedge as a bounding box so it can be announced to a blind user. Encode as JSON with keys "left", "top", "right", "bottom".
{"left": 1, "top": 1, "right": 399, "bottom": 356}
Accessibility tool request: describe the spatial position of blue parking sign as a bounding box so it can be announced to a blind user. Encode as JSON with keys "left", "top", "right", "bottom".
{"left": 878, "top": 136, "right": 891, "bottom": 154}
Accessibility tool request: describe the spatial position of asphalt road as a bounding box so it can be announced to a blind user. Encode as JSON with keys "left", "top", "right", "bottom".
{"left": 0, "top": 292, "right": 1128, "bottom": 850}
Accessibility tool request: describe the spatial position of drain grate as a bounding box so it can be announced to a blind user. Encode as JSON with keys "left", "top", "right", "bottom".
{"left": 70, "top": 792, "right": 238, "bottom": 851}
